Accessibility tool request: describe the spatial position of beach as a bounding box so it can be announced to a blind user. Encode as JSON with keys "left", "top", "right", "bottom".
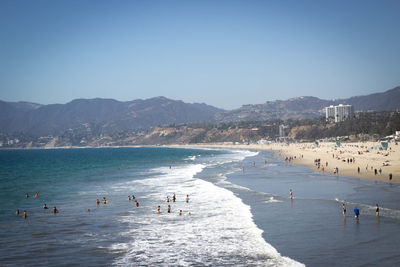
{"left": 186, "top": 141, "right": 400, "bottom": 184}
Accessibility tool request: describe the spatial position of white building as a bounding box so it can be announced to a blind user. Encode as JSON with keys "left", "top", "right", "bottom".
{"left": 325, "top": 104, "right": 354, "bottom": 123}
{"left": 325, "top": 105, "right": 335, "bottom": 122}
{"left": 334, "top": 104, "right": 353, "bottom": 122}
{"left": 279, "top": 124, "right": 288, "bottom": 137}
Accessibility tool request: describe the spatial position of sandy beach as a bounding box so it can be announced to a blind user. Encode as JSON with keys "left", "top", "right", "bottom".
{"left": 185, "top": 141, "right": 400, "bottom": 183}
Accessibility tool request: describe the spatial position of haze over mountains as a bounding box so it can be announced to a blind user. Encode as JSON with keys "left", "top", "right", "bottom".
{"left": 1, "top": 86, "right": 399, "bottom": 137}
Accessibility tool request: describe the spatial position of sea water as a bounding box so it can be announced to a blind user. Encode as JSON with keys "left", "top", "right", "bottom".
{"left": 0, "top": 147, "right": 301, "bottom": 266}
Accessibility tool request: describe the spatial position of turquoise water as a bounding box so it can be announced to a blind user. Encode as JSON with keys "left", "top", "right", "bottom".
{"left": 2, "top": 147, "right": 399, "bottom": 266}
{"left": 0, "top": 147, "right": 299, "bottom": 266}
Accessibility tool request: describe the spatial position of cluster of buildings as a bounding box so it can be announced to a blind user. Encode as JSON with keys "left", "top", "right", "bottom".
{"left": 325, "top": 104, "right": 354, "bottom": 123}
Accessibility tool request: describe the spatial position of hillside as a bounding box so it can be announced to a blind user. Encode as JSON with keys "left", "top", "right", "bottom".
{"left": 0, "top": 97, "right": 223, "bottom": 136}
{"left": 215, "top": 86, "right": 400, "bottom": 122}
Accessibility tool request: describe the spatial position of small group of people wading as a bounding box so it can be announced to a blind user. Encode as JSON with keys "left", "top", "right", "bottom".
{"left": 157, "top": 193, "right": 190, "bottom": 216}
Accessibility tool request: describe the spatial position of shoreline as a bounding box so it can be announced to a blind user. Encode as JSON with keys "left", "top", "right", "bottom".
{"left": 175, "top": 142, "right": 400, "bottom": 184}
{"left": 2, "top": 142, "right": 399, "bottom": 184}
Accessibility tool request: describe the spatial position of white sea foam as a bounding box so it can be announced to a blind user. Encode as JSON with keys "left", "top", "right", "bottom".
{"left": 109, "top": 153, "right": 303, "bottom": 266}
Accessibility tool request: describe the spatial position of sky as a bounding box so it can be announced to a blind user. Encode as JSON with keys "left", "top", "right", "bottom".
{"left": 1, "top": 0, "right": 400, "bottom": 109}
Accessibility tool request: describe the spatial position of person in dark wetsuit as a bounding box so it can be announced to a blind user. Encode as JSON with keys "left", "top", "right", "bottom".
{"left": 376, "top": 204, "right": 380, "bottom": 216}
{"left": 172, "top": 193, "right": 176, "bottom": 203}
{"left": 167, "top": 205, "right": 171, "bottom": 213}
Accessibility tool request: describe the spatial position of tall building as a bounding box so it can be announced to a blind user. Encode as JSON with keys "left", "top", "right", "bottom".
{"left": 325, "top": 104, "right": 354, "bottom": 123}
{"left": 279, "top": 124, "right": 288, "bottom": 137}
{"left": 334, "top": 104, "right": 353, "bottom": 122}
{"left": 325, "top": 105, "right": 335, "bottom": 123}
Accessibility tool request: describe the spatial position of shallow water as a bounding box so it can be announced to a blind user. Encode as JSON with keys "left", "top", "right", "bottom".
{"left": 220, "top": 150, "right": 400, "bottom": 267}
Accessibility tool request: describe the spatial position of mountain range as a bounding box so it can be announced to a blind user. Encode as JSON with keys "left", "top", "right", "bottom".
{"left": 1, "top": 86, "right": 399, "bottom": 137}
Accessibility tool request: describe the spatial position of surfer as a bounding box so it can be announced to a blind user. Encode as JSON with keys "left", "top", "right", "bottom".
{"left": 168, "top": 205, "right": 171, "bottom": 213}
{"left": 354, "top": 207, "right": 360, "bottom": 218}
{"left": 376, "top": 204, "right": 380, "bottom": 216}
{"left": 186, "top": 195, "right": 190, "bottom": 203}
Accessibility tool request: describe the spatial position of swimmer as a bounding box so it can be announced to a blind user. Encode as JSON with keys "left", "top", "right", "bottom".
{"left": 136, "top": 201, "right": 139, "bottom": 207}
{"left": 179, "top": 210, "right": 182, "bottom": 216}
{"left": 87, "top": 209, "right": 91, "bottom": 212}
{"left": 172, "top": 193, "right": 176, "bottom": 203}
{"left": 43, "top": 203, "right": 48, "bottom": 209}
{"left": 128, "top": 195, "right": 131, "bottom": 201}
{"left": 168, "top": 205, "right": 171, "bottom": 213}
{"left": 132, "top": 195, "right": 135, "bottom": 200}
{"left": 96, "top": 199, "right": 100, "bottom": 205}
{"left": 52, "top": 206, "right": 59, "bottom": 214}
{"left": 23, "top": 210, "right": 27, "bottom": 218}
{"left": 157, "top": 205, "right": 161, "bottom": 214}
{"left": 342, "top": 203, "right": 346, "bottom": 215}
{"left": 103, "top": 197, "right": 107, "bottom": 204}
{"left": 376, "top": 204, "right": 380, "bottom": 216}
{"left": 16, "top": 209, "right": 20, "bottom": 215}
{"left": 166, "top": 196, "right": 170, "bottom": 202}
{"left": 289, "top": 189, "right": 293, "bottom": 199}
{"left": 25, "top": 193, "right": 29, "bottom": 198}
{"left": 185, "top": 195, "right": 189, "bottom": 203}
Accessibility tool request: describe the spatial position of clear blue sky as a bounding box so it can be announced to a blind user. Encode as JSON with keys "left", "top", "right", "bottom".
{"left": 1, "top": 0, "right": 399, "bottom": 109}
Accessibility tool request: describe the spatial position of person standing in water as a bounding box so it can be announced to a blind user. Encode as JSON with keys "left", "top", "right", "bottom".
{"left": 342, "top": 203, "right": 346, "bottom": 215}
{"left": 186, "top": 195, "right": 190, "bottom": 203}
{"left": 289, "top": 189, "right": 293, "bottom": 199}
{"left": 43, "top": 203, "right": 48, "bottom": 209}
{"left": 157, "top": 206, "right": 160, "bottom": 214}
{"left": 23, "top": 210, "right": 27, "bottom": 219}
{"left": 354, "top": 207, "right": 360, "bottom": 218}
{"left": 376, "top": 204, "right": 380, "bottom": 216}
{"left": 25, "top": 193, "right": 29, "bottom": 198}
{"left": 16, "top": 209, "right": 20, "bottom": 215}
{"left": 172, "top": 193, "right": 176, "bottom": 203}
{"left": 167, "top": 205, "right": 171, "bottom": 213}
{"left": 52, "top": 207, "right": 59, "bottom": 214}
{"left": 179, "top": 210, "right": 182, "bottom": 216}
{"left": 96, "top": 199, "right": 100, "bottom": 205}
{"left": 135, "top": 201, "right": 139, "bottom": 207}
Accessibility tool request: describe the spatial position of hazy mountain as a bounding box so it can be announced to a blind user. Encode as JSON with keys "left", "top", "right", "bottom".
{"left": 1, "top": 86, "right": 399, "bottom": 137}
{"left": 0, "top": 97, "right": 223, "bottom": 136}
{"left": 215, "top": 86, "right": 400, "bottom": 122}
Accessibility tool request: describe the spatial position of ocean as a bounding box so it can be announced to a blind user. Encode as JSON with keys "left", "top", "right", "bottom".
{"left": 0, "top": 147, "right": 399, "bottom": 266}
